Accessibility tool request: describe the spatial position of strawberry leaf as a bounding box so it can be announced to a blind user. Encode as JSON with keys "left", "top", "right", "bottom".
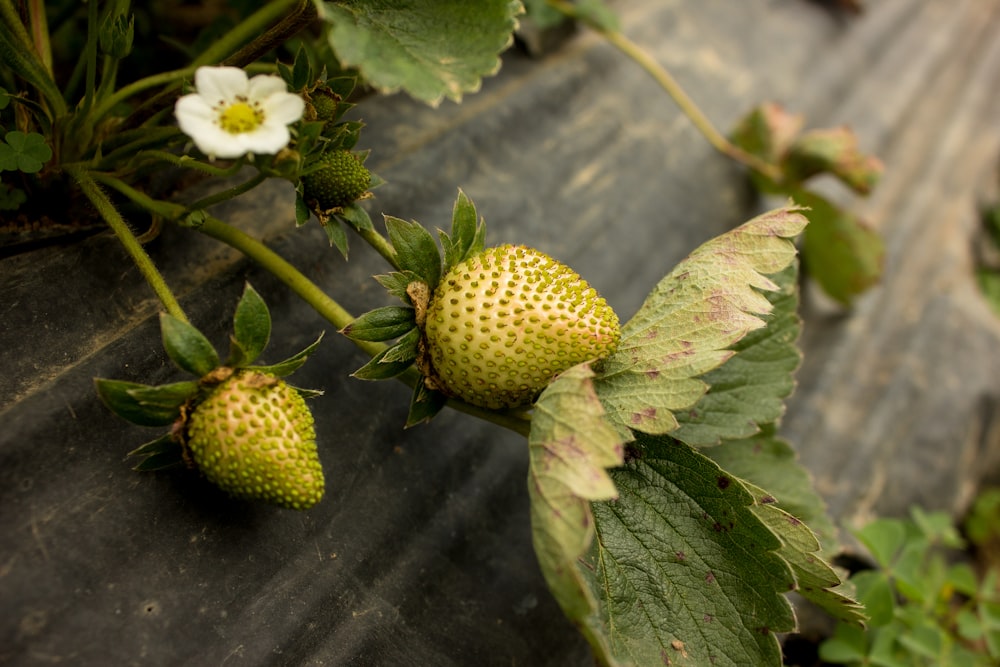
{"left": 671, "top": 264, "right": 801, "bottom": 447}
{"left": 319, "top": 0, "right": 522, "bottom": 106}
{"left": 579, "top": 433, "right": 796, "bottom": 666}
{"left": 384, "top": 215, "right": 442, "bottom": 288}
{"left": 796, "top": 189, "right": 884, "bottom": 306}
{"left": 229, "top": 283, "right": 271, "bottom": 367}
{"left": 341, "top": 306, "right": 416, "bottom": 342}
{"left": 594, "top": 206, "right": 808, "bottom": 436}
{"left": 527, "top": 363, "right": 625, "bottom": 661}
{"left": 160, "top": 313, "right": 220, "bottom": 378}
{"left": 94, "top": 379, "right": 197, "bottom": 426}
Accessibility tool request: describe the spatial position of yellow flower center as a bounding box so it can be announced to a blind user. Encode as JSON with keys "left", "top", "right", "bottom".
{"left": 218, "top": 100, "right": 263, "bottom": 134}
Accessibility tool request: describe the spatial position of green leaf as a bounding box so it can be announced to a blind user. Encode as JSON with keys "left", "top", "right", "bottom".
{"left": 745, "top": 482, "right": 865, "bottom": 626}
{"left": 527, "top": 363, "right": 624, "bottom": 664}
{"left": 0, "top": 130, "right": 52, "bottom": 173}
{"left": 672, "top": 264, "right": 801, "bottom": 447}
{"left": 853, "top": 518, "right": 908, "bottom": 570}
{"left": 851, "top": 570, "right": 896, "bottom": 627}
{"left": 405, "top": 381, "right": 447, "bottom": 427}
{"left": 440, "top": 188, "right": 486, "bottom": 271}
{"left": 703, "top": 425, "right": 838, "bottom": 553}
{"left": 94, "top": 378, "right": 198, "bottom": 426}
{"left": 784, "top": 127, "right": 883, "bottom": 196}
{"left": 579, "top": 434, "right": 796, "bottom": 666}
{"left": 594, "top": 206, "right": 808, "bottom": 436}
{"left": 796, "top": 189, "right": 884, "bottom": 306}
{"left": 160, "top": 313, "right": 220, "bottom": 377}
{"left": 291, "top": 44, "right": 312, "bottom": 91}
{"left": 341, "top": 306, "right": 416, "bottom": 342}
{"left": 384, "top": 215, "right": 442, "bottom": 287}
{"left": 819, "top": 623, "right": 869, "bottom": 663}
{"left": 249, "top": 332, "right": 323, "bottom": 377}
{"left": 229, "top": 283, "right": 271, "bottom": 367}
{"left": 375, "top": 270, "right": 427, "bottom": 303}
{"left": 294, "top": 191, "right": 312, "bottom": 226}
{"left": 319, "top": 0, "right": 522, "bottom": 106}
{"left": 339, "top": 201, "right": 376, "bottom": 233}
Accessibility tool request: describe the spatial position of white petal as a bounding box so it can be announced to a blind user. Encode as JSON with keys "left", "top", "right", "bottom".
{"left": 191, "top": 126, "right": 251, "bottom": 159}
{"left": 237, "top": 123, "right": 291, "bottom": 155}
{"left": 262, "top": 93, "right": 305, "bottom": 125}
{"left": 247, "top": 74, "right": 290, "bottom": 101}
{"left": 194, "top": 66, "right": 249, "bottom": 104}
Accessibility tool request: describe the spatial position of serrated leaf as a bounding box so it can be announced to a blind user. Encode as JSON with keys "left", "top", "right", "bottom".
{"left": 95, "top": 378, "right": 198, "bottom": 426}
{"left": 594, "top": 206, "right": 808, "bottom": 436}
{"left": 703, "top": 425, "right": 838, "bottom": 554}
{"left": 351, "top": 345, "right": 415, "bottom": 380}
{"left": 375, "top": 270, "right": 426, "bottom": 303}
{"left": 784, "top": 127, "right": 883, "bottom": 196}
{"left": 744, "top": 481, "right": 866, "bottom": 626}
{"left": 672, "top": 264, "right": 801, "bottom": 447}
{"left": 405, "top": 381, "right": 447, "bottom": 427}
{"left": 527, "top": 363, "right": 625, "bottom": 663}
{"left": 384, "top": 215, "right": 441, "bottom": 287}
{"left": 578, "top": 433, "right": 796, "bottom": 666}
{"left": 229, "top": 283, "right": 271, "bottom": 367}
{"left": 319, "top": 0, "right": 522, "bottom": 106}
{"left": 160, "top": 313, "right": 220, "bottom": 377}
{"left": 249, "top": 332, "right": 323, "bottom": 377}
{"left": 796, "top": 189, "right": 884, "bottom": 306}
{"left": 341, "top": 306, "right": 416, "bottom": 342}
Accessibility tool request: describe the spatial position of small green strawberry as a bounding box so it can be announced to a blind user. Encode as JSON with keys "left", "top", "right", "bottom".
{"left": 185, "top": 369, "right": 324, "bottom": 510}
{"left": 301, "top": 149, "right": 371, "bottom": 211}
{"left": 421, "top": 244, "right": 620, "bottom": 409}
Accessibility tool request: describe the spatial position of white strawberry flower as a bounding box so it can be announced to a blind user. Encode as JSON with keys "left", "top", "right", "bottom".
{"left": 175, "top": 66, "right": 305, "bottom": 159}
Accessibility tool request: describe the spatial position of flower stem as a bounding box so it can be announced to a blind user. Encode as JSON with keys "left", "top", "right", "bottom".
{"left": 547, "top": 0, "right": 782, "bottom": 182}
{"left": 188, "top": 171, "right": 266, "bottom": 211}
{"left": 91, "top": 67, "right": 195, "bottom": 124}
{"left": 192, "top": 0, "right": 304, "bottom": 68}
{"left": 67, "top": 166, "right": 188, "bottom": 323}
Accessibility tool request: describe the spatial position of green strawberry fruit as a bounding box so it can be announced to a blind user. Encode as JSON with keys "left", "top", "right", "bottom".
{"left": 301, "top": 149, "right": 371, "bottom": 210}
{"left": 186, "top": 370, "right": 324, "bottom": 510}
{"left": 422, "top": 244, "right": 620, "bottom": 409}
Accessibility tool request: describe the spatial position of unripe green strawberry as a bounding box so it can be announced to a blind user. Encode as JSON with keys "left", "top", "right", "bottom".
{"left": 423, "top": 244, "right": 620, "bottom": 409}
{"left": 302, "top": 149, "right": 371, "bottom": 210}
{"left": 186, "top": 370, "right": 324, "bottom": 510}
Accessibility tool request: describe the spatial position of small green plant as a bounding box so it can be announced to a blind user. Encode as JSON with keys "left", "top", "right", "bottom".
{"left": 820, "top": 506, "right": 1000, "bottom": 666}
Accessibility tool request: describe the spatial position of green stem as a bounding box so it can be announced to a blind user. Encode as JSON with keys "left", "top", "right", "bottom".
{"left": 91, "top": 66, "right": 195, "bottom": 123}
{"left": 67, "top": 167, "right": 188, "bottom": 323}
{"left": 192, "top": 0, "right": 303, "bottom": 68}
{"left": 188, "top": 171, "right": 266, "bottom": 211}
{"left": 26, "top": 0, "right": 51, "bottom": 73}
{"left": 0, "top": 10, "right": 66, "bottom": 118}
{"left": 82, "top": 0, "right": 99, "bottom": 113}
{"left": 547, "top": 0, "right": 782, "bottom": 182}
{"left": 135, "top": 150, "right": 246, "bottom": 178}
{"left": 0, "top": 0, "right": 34, "bottom": 55}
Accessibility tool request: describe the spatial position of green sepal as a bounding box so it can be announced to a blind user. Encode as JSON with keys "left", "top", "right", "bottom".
{"left": 341, "top": 306, "right": 416, "bottom": 342}
{"left": 440, "top": 188, "right": 486, "bottom": 272}
{"left": 339, "top": 201, "right": 375, "bottom": 234}
{"left": 128, "top": 433, "right": 184, "bottom": 471}
{"left": 384, "top": 215, "right": 442, "bottom": 288}
{"left": 351, "top": 345, "right": 415, "bottom": 380}
{"left": 405, "top": 381, "right": 447, "bottom": 427}
{"left": 249, "top": 332, "right": 323, "bottom": 377}
{"left": 228, "top": 283, "right": 271, "bottom": 367}
{"left": 323, "top": 216, "right": 350, "bottom": 258}
{"left": 380, "top": 326, "right": 421, "bottom": 363}
{"left": 95, "top": 378, "right": 198, "bottom": 426}
{"left": 325, "top": 76, "right": 356, "bottom": 100}
{"left": 160, "top": 313, "right": 220, "bottom": 378}
{"left": 291, "top": 44, "right": 312, "bottom": 91}
{"left": 292, "top": 385, "right": 325, "bottom": 400}
{"left": 294, "top": 191, "right": 311, "bottom": 226}
{"left": 375, "top": 270, "right": 426, "bottom": 303}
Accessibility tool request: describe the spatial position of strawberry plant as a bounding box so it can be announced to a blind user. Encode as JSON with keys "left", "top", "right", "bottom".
{"left": 0, "top": 1, "right": 892, "bottom": 664}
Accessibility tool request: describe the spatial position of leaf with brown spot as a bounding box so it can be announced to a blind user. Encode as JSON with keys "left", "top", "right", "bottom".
{"left": 595, "top": 206, "right": 808, "bottom": 437}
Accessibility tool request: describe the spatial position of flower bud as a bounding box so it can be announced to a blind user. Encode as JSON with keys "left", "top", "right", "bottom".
{"left": 99, "top": 13, "right": 135, "bottom": 59}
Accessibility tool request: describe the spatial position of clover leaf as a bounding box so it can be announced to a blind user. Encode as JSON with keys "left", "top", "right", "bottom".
{"left": 0, "top": 131, "right": 53, "bottom": 173}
